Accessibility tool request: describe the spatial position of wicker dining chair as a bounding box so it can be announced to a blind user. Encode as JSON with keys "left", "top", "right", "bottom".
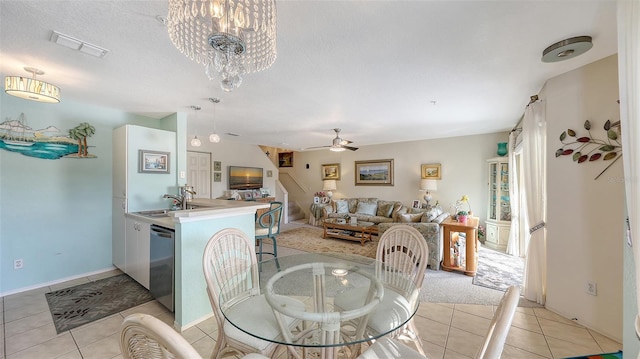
{"left": 202, "top": 228, "right": 304, "bottom": 359}
{"left": 357, "top": 285, "right": 521, "bottom": 359}
{"left": 334, "top": 224, "right": 429, "bottom": 355}
{"left": 120, "top": 313, "right": 202, "bottom": 359}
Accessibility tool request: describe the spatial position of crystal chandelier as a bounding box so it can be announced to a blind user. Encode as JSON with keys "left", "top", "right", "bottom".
{"left": 167, "top": 0, "right": 277, "bottom": 92}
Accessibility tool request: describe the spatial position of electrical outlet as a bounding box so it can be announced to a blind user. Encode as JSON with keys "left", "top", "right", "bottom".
{"left": 14, "top": 258, "right": 23, "bottom": 269}
{"left": 586, "top": 282, "right": 597, "bottom": 296}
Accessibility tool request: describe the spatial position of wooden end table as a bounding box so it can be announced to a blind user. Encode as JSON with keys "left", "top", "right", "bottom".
{"left": 440, "top": 216, "right": 479, "bottom": 276}
{"left": 323, "top": 219, "right": 376, "bottom": 245}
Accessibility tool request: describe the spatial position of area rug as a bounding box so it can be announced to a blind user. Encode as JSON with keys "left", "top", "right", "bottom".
{"left": 473, "top": 245, "right": 524, "bottom": 292}
{"left": 564, "top": 351, "right": 622, "bottom": 359}
{"left": 265, "top": 225, "right": 378, "bottom": 258}
{"left": 45, "top": 274, "right": 154, "bottom": 333}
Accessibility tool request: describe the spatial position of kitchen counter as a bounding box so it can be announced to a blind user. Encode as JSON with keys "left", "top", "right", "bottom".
{"left": 125, "top": 199, "right": 269, "bottom": 229}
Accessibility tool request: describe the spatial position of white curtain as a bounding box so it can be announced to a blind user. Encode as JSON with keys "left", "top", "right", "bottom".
{"left": 617, "top": 0, "right": 640, "bottom": 342}
{"left": 521, "top": 101, "right": 547, "bottom": 305}
{"left": 506, "top": 130, "right": 521, "bottom": 256}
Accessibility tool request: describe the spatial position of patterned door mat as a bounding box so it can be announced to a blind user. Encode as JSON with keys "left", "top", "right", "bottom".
{"left": 472, "top": 245, "right": 524, "bottom": 292}
{"left": 45, "top": 274, "right": 154, "bottom": 333}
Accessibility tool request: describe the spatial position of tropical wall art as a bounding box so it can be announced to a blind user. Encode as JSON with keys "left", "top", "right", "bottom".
{"left": 0, "top": 113, "right": 96, "bottom": 160}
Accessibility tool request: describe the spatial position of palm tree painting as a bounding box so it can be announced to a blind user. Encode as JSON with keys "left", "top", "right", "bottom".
{"left": 68, "top": 122, "right": 96, "bottom": 157}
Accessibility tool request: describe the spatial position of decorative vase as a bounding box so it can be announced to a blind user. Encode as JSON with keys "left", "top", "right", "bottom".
{"left": 458, "top": 215, "right": 467, "bottom": 224}
{"left": 497, "top": 142, "right": 508, "bottom": 156}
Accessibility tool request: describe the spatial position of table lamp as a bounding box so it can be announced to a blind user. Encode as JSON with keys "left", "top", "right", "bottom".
{"left": 323, "top": 179, "right": 337, "bottom": 200}
{"left": 420, "top": 179, "right": 438, "bottom": 206}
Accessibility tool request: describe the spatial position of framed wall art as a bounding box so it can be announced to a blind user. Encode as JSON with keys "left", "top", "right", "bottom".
{"left": 421, "top": 163, "right": 442, "bottom": 179}
{"left": 412, "top": 200, "right": 421, "bottom": 209}
{"left": 321, "top": 163, "right": 341, "bottom": 180}
{"left": 214, "top": 172, "right": 222, "bottom": 182}
{"left": 138, "top": 150, "right": 170, "bottom": 174}
{"left": 355, "top": 159, "right": 394, "bottom": 186}
{"left": 213, "top": 160, "right": 222, "bottom": 171}
{"left": 278, "top": 152, "right": 293, "bottom": 167}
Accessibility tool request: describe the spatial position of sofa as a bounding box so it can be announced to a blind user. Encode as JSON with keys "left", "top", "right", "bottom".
{"left": 378, "top": 207, "right": 450, "bottom": 270}
{"left": 322, "top": 198, "right": 404, "bottom": 224}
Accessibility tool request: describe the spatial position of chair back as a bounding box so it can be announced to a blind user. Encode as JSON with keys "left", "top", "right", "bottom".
{"left": 376, "top": 225, "right": 429, "bottom": 297}
{"left": 202, "top": 228, "right": 260, "bottom": 333}
{"left": 255, "top": 201, "right": 283, "bottom": 238}
{"left": 474, "top": 285, "right": 520, "bottom": 359}
{"left": 120, "top": 313, "right": 202, "bottom": 359}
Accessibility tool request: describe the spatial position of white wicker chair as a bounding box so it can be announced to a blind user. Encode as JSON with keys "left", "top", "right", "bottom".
{"left": 473, "top": 285, "right": 520, "bottom": 359}
{"left": 334, "top": 224, "right": 429, "bottom": 355}
{"left": 357, "top": 285, "right": 521, "bottom": 359}
{"left": 202, "top": 228, "right": 304, "bottom": 359}
{"left": 120, "top": 313, "right": 202, "bottom": 359}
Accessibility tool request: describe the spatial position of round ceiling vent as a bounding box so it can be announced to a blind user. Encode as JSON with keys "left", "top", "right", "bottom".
{"left": 541, "top": 36, "right": 593, "bottom": 63}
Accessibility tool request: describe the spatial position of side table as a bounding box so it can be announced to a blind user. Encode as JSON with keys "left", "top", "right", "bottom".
{"left": 440, "top": 217, "right": 479, "bottom": 276}
{"left": 309, "top": 203, "right": 328, "bottom": 226}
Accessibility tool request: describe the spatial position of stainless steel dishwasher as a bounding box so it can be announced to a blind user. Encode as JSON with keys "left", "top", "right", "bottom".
{"left": 149, "top": 225, "right": 175, "bottom": 312}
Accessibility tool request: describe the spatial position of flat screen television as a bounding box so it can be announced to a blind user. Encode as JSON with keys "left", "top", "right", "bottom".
{"left": 228, "top": 166, "right": 263, "bottom": 190}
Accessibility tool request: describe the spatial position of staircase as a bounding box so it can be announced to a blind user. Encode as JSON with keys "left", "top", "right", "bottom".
{"left": 288, "top": 201, "right": 306, "bottom": 223}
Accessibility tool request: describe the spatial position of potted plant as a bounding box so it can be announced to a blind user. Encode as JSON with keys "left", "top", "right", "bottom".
{"left": 457, "top": 210, "right": 468, "bottom": 224}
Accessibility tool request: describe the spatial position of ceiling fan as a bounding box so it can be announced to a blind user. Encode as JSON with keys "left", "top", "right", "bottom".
{"left": 306, "top": 128, "right": 358, "bottom": 152}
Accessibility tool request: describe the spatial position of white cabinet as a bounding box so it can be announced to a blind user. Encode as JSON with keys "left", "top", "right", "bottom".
{"left": 112, "top": 197, "right": 126, "bottom": 271}
{"left": 125, "top": 217, "right": 150, "bottom": 289}
{"left": 486, "top": 157, "right": 510, "bottom": 251}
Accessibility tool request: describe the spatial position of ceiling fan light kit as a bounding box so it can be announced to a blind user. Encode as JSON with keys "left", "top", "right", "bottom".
{"left": 541, "top": 35, "right": 592, "bottom": 63}
{"left": 307, "top": 128, "right": 359, "bottom": 152}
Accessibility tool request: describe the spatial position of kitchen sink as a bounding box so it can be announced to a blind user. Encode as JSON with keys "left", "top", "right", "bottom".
{"left": 135, "top": 209, "right": 172, "bottom": 218}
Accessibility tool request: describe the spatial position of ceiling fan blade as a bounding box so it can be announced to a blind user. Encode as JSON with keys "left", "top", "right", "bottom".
{"left": 343, "top": 145, "right": 358, "bottom": 151}
{"left": 303, "top": 145, "right": 331, "bottom": 150}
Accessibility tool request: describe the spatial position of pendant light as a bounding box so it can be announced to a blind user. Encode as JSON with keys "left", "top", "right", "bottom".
{"left": 190, "top": 105, "right": 202, "bottom": 147}
{"left": 5, "top": 67, "right": 60, "bottom": 103}
{"left": 208, "top": 97, "right": 221, "bottom": 143}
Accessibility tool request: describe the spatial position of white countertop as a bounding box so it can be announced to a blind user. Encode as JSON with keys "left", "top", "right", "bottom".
{"left": 125, "top": 199, "right": 269, "bottom": 229}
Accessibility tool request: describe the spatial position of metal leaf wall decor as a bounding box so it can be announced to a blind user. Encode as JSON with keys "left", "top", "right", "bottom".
{"left": 555, "top": 119, "right": 622, "bottom": 180}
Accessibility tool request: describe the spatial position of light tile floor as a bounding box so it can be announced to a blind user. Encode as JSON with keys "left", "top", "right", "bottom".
{"left": 1, "top": 269, "right": 622, "bottom": 359}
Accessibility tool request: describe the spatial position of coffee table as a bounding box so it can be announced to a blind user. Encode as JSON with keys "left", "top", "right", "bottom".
{"left": 323, "top": 218, "right": 377, "bottom": 245}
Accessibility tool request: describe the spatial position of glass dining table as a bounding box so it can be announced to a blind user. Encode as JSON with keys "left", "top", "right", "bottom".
{"left": 218, "top": 252, "right": 420, "bottom": 359}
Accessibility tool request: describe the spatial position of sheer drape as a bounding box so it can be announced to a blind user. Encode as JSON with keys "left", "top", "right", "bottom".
{"left": 506, "top": 130, "right": 521, "bottom": 256}
{"left": 521, "top": 101, "right": 547, "bottom": 305}
{"left": 617, "top": 0, "right": 640, "bottom": 341}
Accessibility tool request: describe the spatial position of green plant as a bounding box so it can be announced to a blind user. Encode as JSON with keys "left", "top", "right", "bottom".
{"left": 457, "top": 210, "right": 468, "bottom": 216}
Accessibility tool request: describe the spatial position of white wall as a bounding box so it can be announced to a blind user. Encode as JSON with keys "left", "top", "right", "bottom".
{"left": 186, "top": 139, "right": 278, "bottom": 199}
{"left": 543, "top": 55, "right": 623, "bottom": 341}
{"left": 283, "top": 132, "right": 509, "bottom": 226}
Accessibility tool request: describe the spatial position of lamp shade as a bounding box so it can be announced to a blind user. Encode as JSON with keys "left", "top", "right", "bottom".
{"left": 323, "top": 180, "right": 337, "bottom": 191}
{"left": 420, "top": 179, "right": 437, "bottom": 192}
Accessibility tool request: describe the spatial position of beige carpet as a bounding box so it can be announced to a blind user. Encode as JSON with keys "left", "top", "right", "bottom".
{"left": 264, "top": 225, "right": 378, "bottom": 258}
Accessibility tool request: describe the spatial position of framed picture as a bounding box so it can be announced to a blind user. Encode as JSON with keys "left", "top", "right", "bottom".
{"left": 321, "top": 163, "right": 341, "bottom": 180}
{"left": 313, "top": 196, "right": 320, "bottom": 204}
{"left": 278, "top": 152, "right": 293, "bottom": 167}
{"left": 213, "top": 161, "right": 222, "bottom": 171}
{"left": 138, "top": 150, "right": 170, "bottom": 174}
{"left": 214, "top": 172, "right": 222, "bottom": 182}
{"left": 355, "top": 159, "right": 394, "bottom": 186}
{"left": 421, "top": 163, "right": 442, "bottom": 179}
{"left": 412, "top": 200, "right": 421, "bottom": 209}
{"left": 244, "top": 191, "right": 254, "bottom": 200}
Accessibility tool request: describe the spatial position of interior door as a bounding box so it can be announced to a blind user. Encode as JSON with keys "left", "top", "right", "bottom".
{"left": 187, "top": 151, "right": 212, "bottom": 198}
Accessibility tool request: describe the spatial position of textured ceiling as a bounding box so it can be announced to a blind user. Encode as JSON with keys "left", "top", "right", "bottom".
{"left": 0, "top": 1, "right": 618, "bottom": 150}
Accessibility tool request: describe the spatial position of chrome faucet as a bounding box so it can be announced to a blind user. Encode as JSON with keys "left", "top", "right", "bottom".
{"left": 163, "top": 194, "right": 184, "bottom": 209}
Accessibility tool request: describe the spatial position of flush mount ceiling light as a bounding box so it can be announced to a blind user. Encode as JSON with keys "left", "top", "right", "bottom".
{"left": 208, "top": 97, "right": 221, "bottom": 143}
{"left": 166, "top": 0, "right": 277, "bottom": 92}
{"left": 5, "top": 67, "right": 60, "bottom": 103}
{"left": 542, "top": 36, "right": 592, "bottom": 63}
{"left": 50, "top": 31, "right": 109, "bottom": 58}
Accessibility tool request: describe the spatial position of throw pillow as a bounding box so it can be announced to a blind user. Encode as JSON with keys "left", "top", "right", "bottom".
{"left": 432, "top": 212, "right": 450, "bottom": 224}
{"left": 335, "top": 200, "right": 349, "bottom": 214}
{"left": 376, "top": 201, "right": 395, "bottom": 218}
{"left": 356, "top": 202, "right": 378, "bottom": 216}
{"left": 399, "top": 213, "right": 422, "bottom": 223}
